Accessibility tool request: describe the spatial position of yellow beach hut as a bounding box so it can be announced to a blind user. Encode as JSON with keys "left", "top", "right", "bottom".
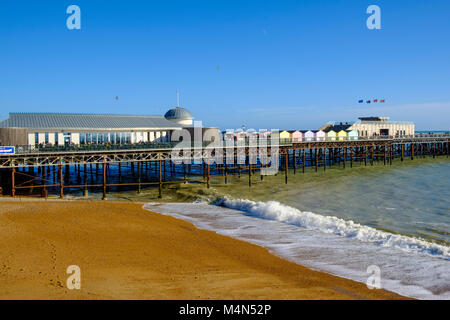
{"left": 280, "top": 130, "right": 291, "bottom": 143}
{"left": 337, "top": 130, "right": 348, "bottom": 141}
{"left": 326, "top": 130, "right": 337, "bottom": 141}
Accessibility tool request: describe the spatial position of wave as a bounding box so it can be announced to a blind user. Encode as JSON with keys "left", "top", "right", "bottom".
{"left": 214, "top": 197, "right": 450, "bottom": 260}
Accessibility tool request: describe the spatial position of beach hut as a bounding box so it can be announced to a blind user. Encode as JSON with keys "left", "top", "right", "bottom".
{"left": 326, "top": 130, "right": 337, "bottom": 141}
{"left": 280, "top": 130, "right": 291, "bottom": 143}
{"left": 290, "top": 130, "right": 303, "bottom": 143}
{"left": 347, "top": 130, "right": 358, "bottom": 140}
{"left": 316, "top": 130, "right": 326, "bottom": 141}
{"left": 337, "top": 130, "right": 348, "bottom": 141}
{"left": 304, "top": 130, "right": 316, "bottom": 142}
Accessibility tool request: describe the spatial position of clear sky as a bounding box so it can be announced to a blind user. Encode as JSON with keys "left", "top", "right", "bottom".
{"left": 1, "top": 0, "right": 449, "bottom": 130}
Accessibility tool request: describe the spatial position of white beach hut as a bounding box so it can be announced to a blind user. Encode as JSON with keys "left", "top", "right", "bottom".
{"left": 316, "top": 130, "right": 326, "bottom": 141}
{"left": 347, "top": 130, "right": 358, "bottom": 140}
{"left": 304, "top": 130, "right": 316, "bottom": 142}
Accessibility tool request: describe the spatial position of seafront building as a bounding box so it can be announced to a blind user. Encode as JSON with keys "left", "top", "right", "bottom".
{"left": 320, "top": 117, "right": 415, "bottom": 138}
{"left": 0, "top": 107, "right": 208, "bottom": 146}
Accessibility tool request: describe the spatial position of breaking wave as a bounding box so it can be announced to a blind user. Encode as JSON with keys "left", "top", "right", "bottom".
{"left": 215, "top": 197, "right": 450, "bottom": 260}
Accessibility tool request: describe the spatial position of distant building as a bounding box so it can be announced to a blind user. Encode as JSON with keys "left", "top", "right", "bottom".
{"left": 320, "top": 117, "right": 415, "bottom": 138}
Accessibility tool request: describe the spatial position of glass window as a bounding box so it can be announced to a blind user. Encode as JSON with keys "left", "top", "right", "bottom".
{"left": 35, "top": 133, "right": 39, "bottom": 145}
{"left": 55, "top": 133, "right": 59, "bottom": 145}
{"left": 92, "top": 133, "right": 97, "bottom": 144}
{"left": 45, "top": 132, "right": 49, "bottom": 144}
{"left": 80, "top": 133, "right": 85, "bottom": 144}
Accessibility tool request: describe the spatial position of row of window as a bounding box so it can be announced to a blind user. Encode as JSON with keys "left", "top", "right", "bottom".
{"left": 35, "top": 132, "right": 59, "bottom": 145}
{"left": 79, "top": 132, "right": 132, "bottom": 144}
{"left": 33, "top": 132, "right": 169, "bottom": 145}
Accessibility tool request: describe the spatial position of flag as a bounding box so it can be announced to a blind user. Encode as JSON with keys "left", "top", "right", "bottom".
{"left": 373, "top": 99, "right": 378, "bottom": 103}
{"left": 358, "top": 100, "right": 363, "bottom": 103}
{"left": 380, "top": 99, "right": 385, "bottom": 103}
{"left": 366, "top": 100, "right": 371, "bottom": 104}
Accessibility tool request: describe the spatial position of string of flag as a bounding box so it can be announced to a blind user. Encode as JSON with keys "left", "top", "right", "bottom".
{"left": 358, "top": 99, "right": 385, "bottom": 104}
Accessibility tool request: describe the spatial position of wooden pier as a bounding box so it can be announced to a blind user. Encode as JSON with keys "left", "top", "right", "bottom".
{"left": 0, "top": 136, "right": 448, "bottom": 199}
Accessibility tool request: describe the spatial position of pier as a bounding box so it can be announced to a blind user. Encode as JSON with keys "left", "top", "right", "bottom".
{"left": 0, "top": 135, "right": 448, "bottom": 199}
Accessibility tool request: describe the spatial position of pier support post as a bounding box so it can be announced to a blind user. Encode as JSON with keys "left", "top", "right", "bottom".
{"left": 401, "top": 144, "right": 404, "bottom": 161}
{"left": 285, "top": 152, "right": 288, "bottom": 184}
{"left": 343, "top": 148, "right": 346, "bottom": 169}
{"left": 158, "top": 157, "right": 162, "bottom": 199}
{"left": 102, "top": 162, "right": 107, "bottom": 200}
{"left": 137, "top": 161, "right": 141, "bottom": 194}
{"left": 370, "top": 146, "right": 374, "bottom": 166}
{"left": 59, "top": 164, "right": 63, "bottom": 199}
{"left": 315, "top": 149, "right": 318, "bottom": 172}
{"left": 411, "top": 144, "right": 414, "bottom": 160}
{"left": 302, "top": 149, "right": 305, "bottom": 173}
{"left": 11, "top": 167, "right": 15, "bottom": 198}
{"left": 83, "top": 163, "right": 88, "bottom": 197}
{"left": 225, "top": 163, "right": 228, "bottom": 184}
{"left": 163, "top": 159, "right": 166, "bottom": 182}
{"left": 350, "top": 148, "right": 353, "bottom": 168}
{"left": 248, "top": 163, "right": 252, "bottom": 187}
{"left": 364, "top": 147, "right": 367, "bottom": 166}
{"left": 293, "top": 149, "right": 296, "bottom": 174}
{"left": 207, "top": 159, "right": 210, "bottom": 189}
{"left": 389, "top": 145, "right": 394, "bottom": 166}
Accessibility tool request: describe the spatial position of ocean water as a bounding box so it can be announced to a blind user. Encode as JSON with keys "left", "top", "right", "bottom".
{"left": 117, "top": 157, "right": 449, "bottom": 298}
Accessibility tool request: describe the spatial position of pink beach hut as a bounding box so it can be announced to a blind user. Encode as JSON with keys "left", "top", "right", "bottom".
{"left": 290, "top": 130, "right": 303, "bottom": 143}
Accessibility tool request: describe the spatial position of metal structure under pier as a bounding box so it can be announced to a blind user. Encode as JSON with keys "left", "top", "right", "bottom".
{"left": 0, "top": 136, "right": 448, "bottom": 199}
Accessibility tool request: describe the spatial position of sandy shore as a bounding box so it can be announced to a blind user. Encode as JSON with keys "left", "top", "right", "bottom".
{"left": 0, "top": 200, "right": 408, "bottom": 299}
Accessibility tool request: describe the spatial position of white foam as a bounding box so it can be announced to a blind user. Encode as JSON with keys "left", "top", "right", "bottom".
{"left": 215, "top": 197, "right": 450, "bottom": 260}
{"left": 143, "top": 202, "right": 450, "bottom": 299}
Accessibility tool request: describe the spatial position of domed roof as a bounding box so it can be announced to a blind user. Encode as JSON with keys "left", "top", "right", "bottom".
{"left": 164, "top": 107, "right": 193, "bottom": 120}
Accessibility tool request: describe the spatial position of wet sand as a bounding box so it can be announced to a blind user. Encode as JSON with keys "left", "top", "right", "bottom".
{"left": 0, "top": 200, "right": 408, "bottom": 299}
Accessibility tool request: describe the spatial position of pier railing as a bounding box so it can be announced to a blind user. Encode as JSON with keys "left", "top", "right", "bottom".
{"left": 1, "top": 133, "right": 448, "bottom": 156}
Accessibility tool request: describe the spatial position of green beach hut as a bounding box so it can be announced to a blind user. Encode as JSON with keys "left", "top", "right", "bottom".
{"left": 326, "top": 130, "right": 337, "bottom": 141}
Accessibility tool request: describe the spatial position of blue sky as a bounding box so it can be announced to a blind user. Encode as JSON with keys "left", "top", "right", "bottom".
{"left": 0, "top": 0, "right": 449, "bottom": 130}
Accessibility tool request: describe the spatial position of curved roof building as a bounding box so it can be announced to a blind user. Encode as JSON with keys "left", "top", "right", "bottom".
{"left": 164, "top": 107, "right": 194, "bottom": 126}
